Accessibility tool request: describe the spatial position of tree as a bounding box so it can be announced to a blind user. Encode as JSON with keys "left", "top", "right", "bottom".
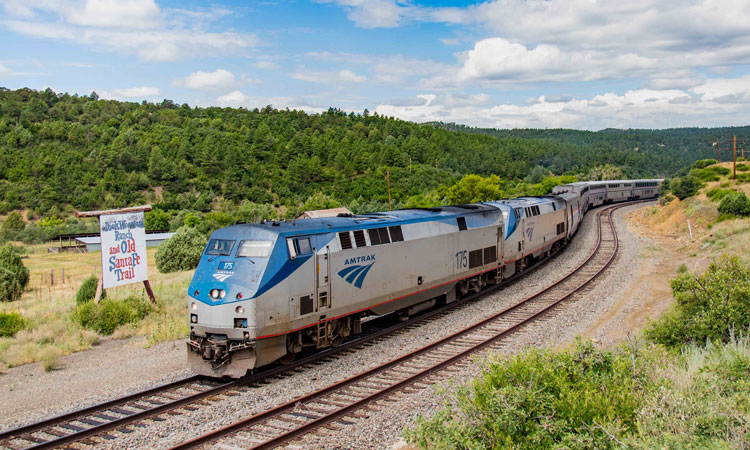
{"left": 670, "top": 176, "right": 701, "bottom": 200}
{"left": 145, "top": 209, "right": 171, "bottom": 231}
{"left": 1, "top": 211, "right": 25, "bottom": 236}
{"left": 447, "top": 174, "right": 504, "bottom": 204}
{"left": 155, "top": 226, "right": 207, "bottom": 273}
{"left": 0, "top": 244, "right": 29, "bottom": 301}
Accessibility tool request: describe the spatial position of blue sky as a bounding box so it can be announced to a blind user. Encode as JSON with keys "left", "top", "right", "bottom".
{"left": 1, "top": 0, "right": 750, "bottom": 130}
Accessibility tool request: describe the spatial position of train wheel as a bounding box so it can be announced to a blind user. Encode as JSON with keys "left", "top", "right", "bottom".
{"left": 279, "top": 352, "right": 295, "bottom": 365}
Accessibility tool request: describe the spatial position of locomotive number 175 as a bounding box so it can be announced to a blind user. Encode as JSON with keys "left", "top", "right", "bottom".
{"left": 455, "top": 250, "right": 467, "bottom": 269}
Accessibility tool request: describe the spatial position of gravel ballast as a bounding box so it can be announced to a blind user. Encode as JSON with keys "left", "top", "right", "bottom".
{"left": 1, "top": 203, "right": 652, "bottom": 450}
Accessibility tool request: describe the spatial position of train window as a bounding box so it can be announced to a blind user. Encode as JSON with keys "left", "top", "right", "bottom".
{"left": 469, "top": 249, "right": 483, "bottom": 269}
{"left": 483, "top": 246, "right": 497, "bottom": 264}
{"left": 368, "top": 228, "right": 381, "bottom": 245}
{"left": 353, "top": 230, "right": 367, "bottom": 247}
{"left": 533, "top": 206, "right": 540, "bottom": 215}
{"left": 287, "top": 237, "right": 312, "bottom": 258}
{"left": 514, "top": 208, "right": 522, "bottom": 220}
{"left": 236, "top": 240, "right": 273, "bottom": 258}
{"left": 389, "top": 226, "right": 404, "bottom": 242}
{"left": 457, "top": 217, "right": 467, "bottom": 231}
{"left": 205, "top": 239, "right": 235, "bottom": 256}
{"left": 525, "top": 207, "right": 530, "bottom": 217}
{"left": 338, "top": 232, "right": 353, "bottom": 250}
{"left": 378, "top": 227, "right": 390, "bottom": 244}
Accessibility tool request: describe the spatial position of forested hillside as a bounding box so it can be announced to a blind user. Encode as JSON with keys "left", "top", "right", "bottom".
{"left": 444, "top": 124, "right": 739, "bottom": 175}
{"left": 0, "top": 87, "right": 728, "bottom": 237}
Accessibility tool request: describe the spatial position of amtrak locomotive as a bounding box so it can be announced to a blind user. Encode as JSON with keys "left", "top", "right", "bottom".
{"left": 186, "top": 179, "right": 662, "bottom": 377}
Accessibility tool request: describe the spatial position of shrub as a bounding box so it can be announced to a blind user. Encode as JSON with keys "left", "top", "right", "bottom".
{"left": 75, "top": 275, "right": 105, "bottom": 305}
{"left": 645, "top": 257, "right": 750, "bottom": 348}
{"left": 0, "top": 311, "right": 27, "bottom": 336}
{"left": 705, "top": 187, "right": 734, "bottom": 202}
{"left": 72, "top": 295, "right": 152, "bottom": 335}
{"left": 0, "top": 244, "right": 29, "bottom": 289}
{"left": 718, "top": 191, "right": 750, "bottom": 217}
{"left": 691, "top": 159, "right": 718, "bottom": 170}
{"left": 39, "top": 347, "right": 61, "bottom": 372}
{"left": 737, "top": 163, "right": 750, "bottom": 172}
{"left": 406, "top": 340, "right": 648, "bottom": 449}
{"left": 155, "top": 226, "right": 207, "bottom": 273}
{"left": 669, "top": 176, "right": 701, "bottom": 200}
{"left": 0, "top": 245, "right": 28, "bottom": 302}
{"left": 0, "top": 211, "right": 25, "bottom": 237}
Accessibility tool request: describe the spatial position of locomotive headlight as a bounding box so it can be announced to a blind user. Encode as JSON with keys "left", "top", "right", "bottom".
{"left": 220, "top": 289, "right": 226, "bottom": 299}
{"left": 191, "top": 302, "right": 197, "bottom": 310}
{"left": 210, "top": 289, "right": 219, "bottom": 299}
{"left": 235, "top": 305, "right": 245, "bottom": 315}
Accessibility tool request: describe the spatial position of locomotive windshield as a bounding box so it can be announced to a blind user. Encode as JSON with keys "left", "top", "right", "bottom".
{"left": 205, "top": 239, "right": 235, "bottom": 256}
{"left": 236, "top": 240, "right": 273, "bottom": 258}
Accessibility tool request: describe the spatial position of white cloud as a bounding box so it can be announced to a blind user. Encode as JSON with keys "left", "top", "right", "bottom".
{"left": 292, "top": 68, "right": 367, "bottom": 84}
{"left": 317, "top": 0, "right": 409, "bottom": 28}
{"left": 177, "top": 69, "right": 237, "bottom": 91}
{"left": 0, "top": 64, "right": 11, "bottom": 76}
{"left": 0, "top": 2, "right": 260, "bottom": 62}
{"left": 692, "top": 75, "right": 750, "bottom": 103}
{"left": 99, "top": 85, "right": 160, "bottom": 100}
{"left": 255, "top": 61, "right": 279, "bottom": 70}
{"left": 440, "top": 38, "right": 460, "bottom": 46}
{"left": 376, "top": 79, "right": 750, "bottom": 130}
{"left": 217, "top": 90, "right": 249, "bottom": 105}
{"left": 65, "top": 0, "right": 161, "bottom": 29}
{"left": 216, "top": 90, "right": 325, "bottom": 113}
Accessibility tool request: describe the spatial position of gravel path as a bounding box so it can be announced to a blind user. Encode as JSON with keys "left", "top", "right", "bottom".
{"left": 0, "top": 203, "right": 652, "bottom": 450}
{"left": 0, "top": 338, "right": 191, "bottom": 431}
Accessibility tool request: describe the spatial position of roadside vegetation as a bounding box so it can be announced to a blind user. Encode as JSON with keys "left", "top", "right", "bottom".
{"left": 407, "top": 161, "right": 750, "bottom": 449}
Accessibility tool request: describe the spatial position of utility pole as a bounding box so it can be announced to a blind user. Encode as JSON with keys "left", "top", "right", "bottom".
{"left": 733, "top": 135, "right": 737, "bottom": 180}
{"left": 716, "top": 138, "right": 721, "bottom": 162}
{"left": 387, "top": 170, "right": 392, "bottom": 211}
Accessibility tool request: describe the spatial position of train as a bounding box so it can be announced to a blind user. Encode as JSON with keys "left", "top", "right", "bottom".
{"left": 186, "top": 179, "right": 662, "bottom": 377}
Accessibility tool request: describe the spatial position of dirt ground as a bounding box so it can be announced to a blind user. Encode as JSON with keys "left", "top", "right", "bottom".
{"left": 583, "top": 203, "right": 707, "bottom": 344}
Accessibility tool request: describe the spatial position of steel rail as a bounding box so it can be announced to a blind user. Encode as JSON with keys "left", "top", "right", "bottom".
{"left": 0, "top": 223, "right": 561, "bottom": 450}
{"left": 168, "top": 201, "right": 640, "bottom": 450}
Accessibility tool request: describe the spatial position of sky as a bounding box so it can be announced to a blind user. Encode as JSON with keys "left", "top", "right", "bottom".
{"left": 1, "top": 0, "right": 750, "bottom": 130}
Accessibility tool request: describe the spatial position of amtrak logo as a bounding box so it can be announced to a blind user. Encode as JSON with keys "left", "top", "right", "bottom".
{"left": 525, "top": 227, "right": 534, "bottom": 241}
{"left": 338, "top": 255, "right": 376, "bottom": 288}
{"left": 213, "top": 273, "right": 233, "bottom": 282}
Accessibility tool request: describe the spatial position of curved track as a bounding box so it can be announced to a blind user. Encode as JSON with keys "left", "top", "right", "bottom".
{"left": 0, "top": 201, "right": 643, "bottom": 450}
{"left": 167, "top": 201, "right": 634, "bottom": 450}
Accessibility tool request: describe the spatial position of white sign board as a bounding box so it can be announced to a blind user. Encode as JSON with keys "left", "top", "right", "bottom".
{"left": 100, "top": 212, "right": 148, "bottom": 289}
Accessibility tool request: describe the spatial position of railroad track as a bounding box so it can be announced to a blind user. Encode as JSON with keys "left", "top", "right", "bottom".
{"left": 0, "top": 216, "right": 573, "bottom": 450}
{"left": 0, "top": 201, "right": 642, "bottom": 450}
{"left": 165, "top": 201, "right": 634, "bottom": 450}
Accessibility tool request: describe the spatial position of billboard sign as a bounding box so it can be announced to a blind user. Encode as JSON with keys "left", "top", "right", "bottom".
{"left": 100, "top": 212, "right": 148, "bottom": 289}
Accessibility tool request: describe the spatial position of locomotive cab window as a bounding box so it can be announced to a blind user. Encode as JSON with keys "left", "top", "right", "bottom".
{"left": 457, "top": 217, "right": 467, "bottom": 231}
{"left": 236, "top": 240, "right": 273, "bottom": 258}
{"left": 205, "top": 239, "right": 235, "bottom": 256}
{"left": 287, "top": 237, "right": 312, "bottom": 259}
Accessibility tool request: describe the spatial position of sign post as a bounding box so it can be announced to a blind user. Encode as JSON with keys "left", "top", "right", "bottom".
{"left": 76, "top": 205, "right": 156, "bottom": 304}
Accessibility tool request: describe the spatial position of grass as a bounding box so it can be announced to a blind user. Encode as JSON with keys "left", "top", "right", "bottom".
{"left": 0, "top": 246, "right": 192, "bottom": 369}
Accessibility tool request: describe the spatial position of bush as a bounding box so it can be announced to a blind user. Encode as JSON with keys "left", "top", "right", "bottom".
{"left": 0, "top": 311, "right": 27, "bottom": 336}
{"left": 72, "top": 295, "right": 152, "bottom": 335}
{"left": 0, "top": 244, "right": 29, "bottom": 302}
{"left": 718, "top": 191, "right": 750, "bottom": 217}
{"left": 155, "top": 226, "right": 207, "bottom": 273}
{"left": 406, "top": 340, "right": 648, "bottom": 449}
{"left": 669, "top": 176, "right": 701, "bottom": 200}
{"left": 645, "top": 257, "right": 750, "bottom": 348}
{"left": 692, "top": 159, "right": 718, "bottom": 170}
{"left": 75, "top": 275, "right": 105, "bottom": 305}
{"left": 705, "top": 187, "right": 734, "bottom": 202}
{"left": 0, "top": 211, "right": 25, "bottom": 237}
{"left": 737, "top": 163, "right": 750, "bottom": 172}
